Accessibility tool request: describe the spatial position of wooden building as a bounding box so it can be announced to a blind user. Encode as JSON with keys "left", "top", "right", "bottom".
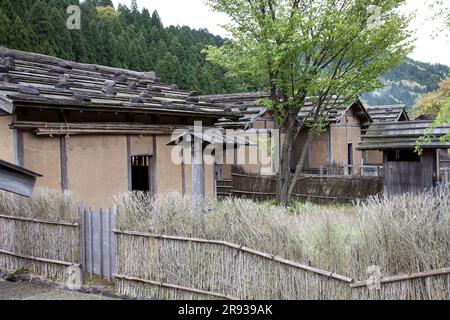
{"left": 0, "top": 159, "right": 41, "bottom": 197}
{"left": 363, "top": 104, "right": 409, "bottom": 166}
{"left": 0, "top": 47, "right": 242, "bottom": 207}
{"left": 358, "top": 121, "right": 450, "bottom": 196}
{"left": 200, "top": 92, "right": 372, "bottom": 182}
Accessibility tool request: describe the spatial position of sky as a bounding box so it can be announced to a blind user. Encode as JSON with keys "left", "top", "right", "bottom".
{"left": 112, "top": 0, "right": 450, "bottom": 66}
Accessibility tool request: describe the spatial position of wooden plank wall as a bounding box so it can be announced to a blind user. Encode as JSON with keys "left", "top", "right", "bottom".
{"left": 231, "top": 166, "right": 383, "bottom": 202}
{"left": 80, "top": 206, "right": 117, "bottom": 281}
{"left": 384, "top": 150, "right": 436, "bottom": 196}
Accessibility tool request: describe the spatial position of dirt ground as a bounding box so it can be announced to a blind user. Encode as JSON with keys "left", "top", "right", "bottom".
{"left": 0, "top": 279, "right": 116, "bottom": 300}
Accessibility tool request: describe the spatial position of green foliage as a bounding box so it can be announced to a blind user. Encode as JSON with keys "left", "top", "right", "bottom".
{"left": 412, "top": 79, "right": 450, "bottom": 118}
{"left": 205, "top": 0, "right": 413, "bottom": 119}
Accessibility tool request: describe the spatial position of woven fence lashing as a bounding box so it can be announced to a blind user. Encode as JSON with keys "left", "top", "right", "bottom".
{"left": 114, "top": 231, "right": 352, "bottom": 300}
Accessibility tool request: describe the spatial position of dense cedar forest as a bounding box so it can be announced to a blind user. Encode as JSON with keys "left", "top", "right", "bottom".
{"left": 0, "top": 0, "right": 252, "bottom": 94}
{"left": 0, "top": 0, "right": 448, "bottom": 106}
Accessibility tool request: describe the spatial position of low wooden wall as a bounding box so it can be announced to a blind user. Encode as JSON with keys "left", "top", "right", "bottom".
{"left": 231, "top": 168, "right": 383, "bottom": 202}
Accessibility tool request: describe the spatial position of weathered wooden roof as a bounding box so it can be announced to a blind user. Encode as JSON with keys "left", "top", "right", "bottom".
{"left": 0, "top": 159, "right": 42, "bottom": 197}
{"left": 366, "top": 104, "right": 409, "bottom": 123}
{"left": 199, "top": 92, "right": 269, "bottom": 129}
{"left": 0, "top": 47, "right": 241, "bottom": 122}
{"left": 200, "top": 92, "right": 370, "bottom": 128}
{"left": 358, "top": 121, "right": 450, "bottom": 150}
{"left": 167, "top": 128, "right": 254, "bottom": 147}
{"left": 298, "top": 97, "right": 371, "bottom": 123}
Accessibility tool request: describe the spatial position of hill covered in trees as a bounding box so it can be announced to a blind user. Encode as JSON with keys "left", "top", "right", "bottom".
{"left": 0, "top": 0, "right": 448, "bottom": 107}
{"left": 362, "top": 59, "right": 449, "bottom": 111}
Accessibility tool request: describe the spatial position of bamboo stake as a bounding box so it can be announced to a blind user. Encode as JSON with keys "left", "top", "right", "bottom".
{"left": 113, "top": 274, "right": 239, "bottom": 300}
{"left": 351, "top": 268, "right": 450, "bottom": 288}
{"left": 0, "top": 214, "right": 79, "bottom": 227}
{"left": 112, "top": 229, "right": 354, "bottom": 283}
{"left": 0, "top": 249, "right": 80, "bottom": 267}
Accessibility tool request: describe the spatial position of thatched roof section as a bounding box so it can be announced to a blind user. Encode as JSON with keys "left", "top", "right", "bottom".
{"left": 358, "top": 121, "right": 450, "bottom": 150}
{"left": 0, "top": 47, "right": 240, "bottom": 122}
{"left": 200, "top": 92, "right": 371, "bottom": 128}
{"left": 366, "top": 104, "right": 409, "bottom": 123}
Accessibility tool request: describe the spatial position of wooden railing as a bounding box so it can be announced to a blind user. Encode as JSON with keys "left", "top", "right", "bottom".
{"left": 302, "top": 165, "right": 384, "bottom": 178}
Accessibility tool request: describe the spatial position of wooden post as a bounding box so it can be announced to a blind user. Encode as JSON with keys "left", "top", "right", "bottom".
{"left": 181, "top": 148, "right": 186, "bottom": 196}
{"left": 78, "top": 203, "right": 85, "bottom": 284}
{"left": 383, "top": 152, "right": 389, "bottom": 197}
{"left": 445, "top": 171, "right": 449, "bottom": 189}
{"left": 88, "top": 208, "right": 94, "bottom": 278}
{"left": 192, "top": 135, "right": 205, "bottom": 204}
{"left": 127, "top": 136, "right": 132, "bottom": 192}
{"left": 151, "top": 135, "right": 158, "bottom": 195}
{"left": 13, "top": 128, "right": 24, "bottom": 167}
{"left": 99, "top": 209, "right": 104, "bottom": 279}
{"left": 319, "top": 166, "right": 323, "bottom": 177}
{"left": 110, "top": 206, "right": 117, "bottom": 278}
{"left": 60, "top": 135, "right": 68, "bottom": 191}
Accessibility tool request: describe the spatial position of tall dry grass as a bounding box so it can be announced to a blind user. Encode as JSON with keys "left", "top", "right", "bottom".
{"left": 0, "top": 188, "right": 79, "bottom": 280}
{"left": 352, "top": 192, "right": 450, "bottom": 279}
{"left": 115, "top": 191, "right": 450, "bottom": 279}
{"left": 0, "top": 188, "right": 78, "bottom": 222}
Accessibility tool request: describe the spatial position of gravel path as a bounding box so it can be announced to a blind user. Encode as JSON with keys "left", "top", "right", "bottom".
{"left": 0, "top": 280, "right": 116, "bottom": 300}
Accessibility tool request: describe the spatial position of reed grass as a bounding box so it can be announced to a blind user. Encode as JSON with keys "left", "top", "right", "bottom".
{"left": 0, "top": 188, "right": 79, "bottom": 280}
{"left": 114, "top": 191, "right": 450, "bottom": 300}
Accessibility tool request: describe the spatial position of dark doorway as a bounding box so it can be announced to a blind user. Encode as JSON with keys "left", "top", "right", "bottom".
{"left": 347, "top": 143, "right": 353, "bottom": 175}
{"left": 131, "top": 155, "right": 151, "bottom": 192}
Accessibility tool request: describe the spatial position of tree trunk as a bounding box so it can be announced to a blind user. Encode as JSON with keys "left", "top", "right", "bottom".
{"left": 275, "top": 106, "right": 298, "bottom": 205}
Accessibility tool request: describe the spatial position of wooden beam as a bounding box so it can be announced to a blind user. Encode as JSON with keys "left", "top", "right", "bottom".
{"left": 60, "top": 135, "right": 68, "bottom": 191}
{"left": 13, "top": 128, "right": 24, "bottom": 167}
{"left": 181, "top": 148, "right": 186, "bottom": 196}
{"left": 191, "top": 136, "right": 205, "bottom": 202}
{"left": 127, "top": 136, "right": 132, "bottom": 192}
{"left": 383, "top": 152, "right": 389, "bottom": 197}
{"left": 151, "top": 135, "right": 157, "bottom": 195}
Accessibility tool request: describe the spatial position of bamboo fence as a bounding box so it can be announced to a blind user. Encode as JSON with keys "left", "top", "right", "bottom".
{"left": 0, "top": 214, "right": 80, "bottom": 281}
{"left": 113, "top": 230, "right": 353, "bottom": 300}
{"left": 351, "top": 268, "right": 450, "bottom": 300}
{"left": 114, "top": 228, "right": 450, "bottom": 300}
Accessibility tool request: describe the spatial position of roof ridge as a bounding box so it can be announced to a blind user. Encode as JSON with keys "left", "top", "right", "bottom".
{"left": 0, "top": 46, "right": 157, "bottom": 81}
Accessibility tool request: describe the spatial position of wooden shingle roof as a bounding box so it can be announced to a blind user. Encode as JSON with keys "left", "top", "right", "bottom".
{"left": 199, "top": 92, "right": 269, "bottom": 129}
{"left": 200, "top": 92, "right": 370, "bottom": 128}
{"left": 358, "top": 121, "right": 450, "bottom": 150}
{"left": 366, "top": 104, "right": 409, "bottom": 123}
{"left": 0, "top": 47, "right": 240, "bottom": 122}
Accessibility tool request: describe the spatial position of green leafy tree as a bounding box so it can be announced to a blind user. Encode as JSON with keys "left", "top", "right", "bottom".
{"left": 50, "top": 7, "right": 74, "bottom": 60}
{"left": 155, "top": 52, "right": 182, "bottom": 84}
{"left": 0, "top": 10, "right": 11, "bottom": 46}
{"left": 27, "top": 0, "right": 56, "bottom": 55}
{"left": 0, "top": 0, "right": 17, "bottom": 20}
{"left": 205, "top": 0, "right": 413, "bottom": 204}
{"left": 412, "top": 79, "right": 450, "bottom": 118}
{"left": 424, "top": 2, "right": 450, "bottom": 141}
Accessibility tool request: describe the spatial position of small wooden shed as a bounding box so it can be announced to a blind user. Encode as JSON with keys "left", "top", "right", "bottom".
{"left": 0, "top": 159, "right": 41, "bottom": 197}
{"left": 358, "top": 121, "right": 450, "bottom": 196}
